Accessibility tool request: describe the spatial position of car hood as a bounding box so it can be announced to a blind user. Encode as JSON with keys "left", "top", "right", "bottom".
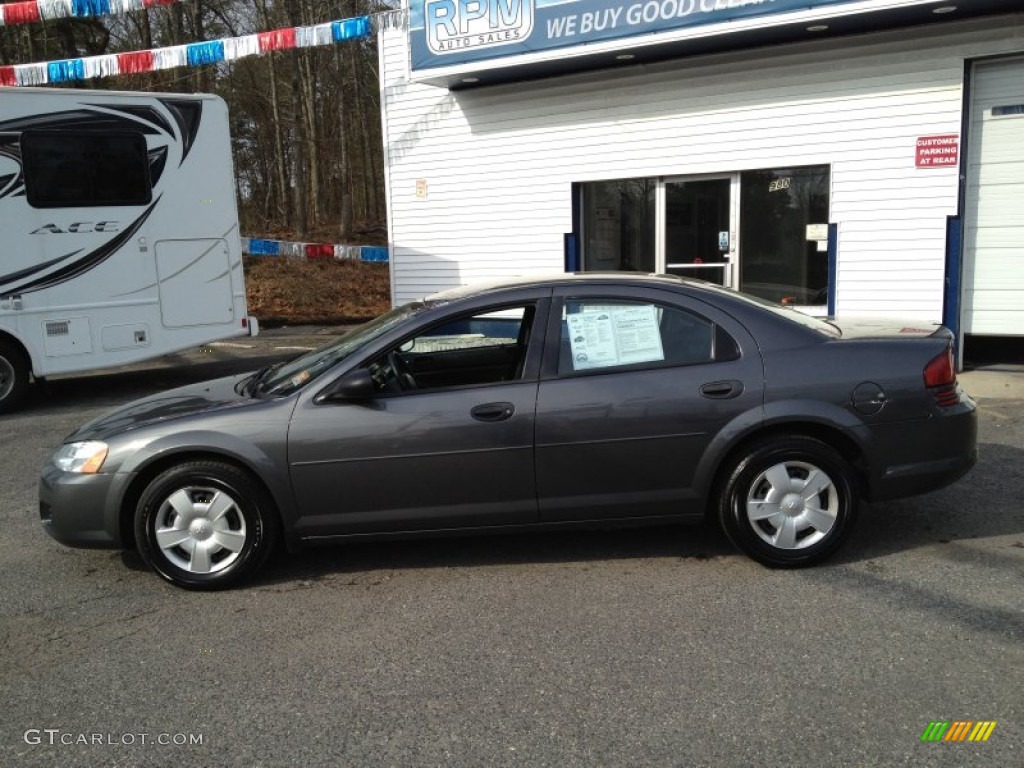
{"left": 829, "top": 319, "right": 953, "bottom": 340}
{"left": 67, "top": 373, "right": 263, "bottom": 442}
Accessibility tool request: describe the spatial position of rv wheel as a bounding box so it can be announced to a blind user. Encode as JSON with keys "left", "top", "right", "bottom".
{"left": 0, "top": 340, "right": 30, "bottom": 414}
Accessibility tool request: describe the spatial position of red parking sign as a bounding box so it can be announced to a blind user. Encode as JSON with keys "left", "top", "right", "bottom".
{"left": 916, "top": 135, "right": 959, "bottom": 168}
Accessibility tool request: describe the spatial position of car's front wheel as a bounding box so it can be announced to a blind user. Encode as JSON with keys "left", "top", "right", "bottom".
{"left": 719, "top": 435, "right": 858, "bottom": 567}
{"left": 135, "top": 461, "right": 279, "bottom": 589}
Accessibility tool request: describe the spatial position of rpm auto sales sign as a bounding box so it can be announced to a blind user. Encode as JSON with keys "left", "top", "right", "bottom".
{"left": 426, "top": 0, "right": 535, "bottom": 55}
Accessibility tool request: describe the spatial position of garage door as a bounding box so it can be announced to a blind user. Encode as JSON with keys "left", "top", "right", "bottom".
{"left": 962, "top": 57, "right": 1024, "bottom": 336}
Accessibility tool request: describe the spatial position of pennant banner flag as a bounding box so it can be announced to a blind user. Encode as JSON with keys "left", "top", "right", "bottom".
{"left": 0, "top": 0, "right": 180, "bottom": 27}
{"left": 0, "top": 15, "right": 373, "bottom": 86}
{"left": 242, "top": 237, "right": 389, "bottom": 263}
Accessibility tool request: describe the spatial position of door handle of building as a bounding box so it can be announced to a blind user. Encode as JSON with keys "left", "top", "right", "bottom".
{"left": 470, "top": 402, "right": 515, "bottom": 422}
{"left": 700, "top": 380, "right": 744, "bottom": 399}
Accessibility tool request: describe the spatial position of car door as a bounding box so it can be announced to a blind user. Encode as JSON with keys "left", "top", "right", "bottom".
{"left": 287, "top": 298, "right": 549, "bottom": 538}
{"left": 535, "top": 285, "right": 764, "bottom": 522}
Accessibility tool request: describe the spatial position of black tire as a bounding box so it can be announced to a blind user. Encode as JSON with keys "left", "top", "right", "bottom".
{"left": 134, "top": 461, "right": 279, "bottom": 589}
{"left": 718, "top": 435, "right": 858, "bottom": 567}
{"left": 0, "top": 339, "right": 31, "bottom": 415}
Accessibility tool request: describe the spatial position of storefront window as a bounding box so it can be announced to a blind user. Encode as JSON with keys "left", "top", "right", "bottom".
{"left": 582, "top": 178, "right": 655, "bottom": 272}
{"left": 739, "top": 166, "right": 830, "bottom": 306}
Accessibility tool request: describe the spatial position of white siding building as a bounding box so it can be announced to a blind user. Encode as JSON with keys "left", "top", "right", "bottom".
{"left": 378, "top": 1, "right": 1024, "bottom": 351}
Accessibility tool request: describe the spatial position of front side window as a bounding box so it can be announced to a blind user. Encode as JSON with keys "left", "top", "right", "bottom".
{"left": 370, "top": 306, "right": 535, "bottom": 393}
{"left": 558, "top": 299, "right": 737, "bottom": 376}
{"left": 22, "top": 130, "right": 152, "bottom": 208}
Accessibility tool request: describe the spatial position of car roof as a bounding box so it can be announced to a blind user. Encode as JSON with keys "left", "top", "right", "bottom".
{"left": 426, "top": 272, "right": 703, "bottom": 302}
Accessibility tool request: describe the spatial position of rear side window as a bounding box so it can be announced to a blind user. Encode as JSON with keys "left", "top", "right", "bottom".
{"left": 22, "top": 130, "right": 152, "bottom": 208}
{"left": 558, "top": 299, "right": 738, "bottom": 376}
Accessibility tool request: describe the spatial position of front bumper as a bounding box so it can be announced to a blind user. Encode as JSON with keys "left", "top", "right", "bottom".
{"left": 39, "top": 462, "right": 126, "bottom": 549}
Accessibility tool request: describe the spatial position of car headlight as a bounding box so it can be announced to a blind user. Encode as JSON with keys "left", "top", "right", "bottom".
{"left": 53, "top": 441, "right": 109, "bottom": 474}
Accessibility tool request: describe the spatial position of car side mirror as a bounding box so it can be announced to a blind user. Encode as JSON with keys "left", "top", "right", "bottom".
{"left": 315, "top": 368, "right": 376, "bottom": 403}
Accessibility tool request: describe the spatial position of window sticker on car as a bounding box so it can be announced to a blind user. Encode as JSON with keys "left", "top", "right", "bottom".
{"left": 567, "top": 304, "right": 665, "bottom": 371}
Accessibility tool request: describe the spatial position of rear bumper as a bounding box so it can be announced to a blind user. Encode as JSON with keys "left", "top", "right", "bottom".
{"left": 866, "top": 399, "right": 978, "bottom": 502}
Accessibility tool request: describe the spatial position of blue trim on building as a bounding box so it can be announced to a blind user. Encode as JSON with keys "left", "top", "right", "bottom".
{"left": 564, "top": 233, "right": 579, "bottom": 272}
{"left": 943, "top": 215, "right": 962, "bottom": 347}
{"left": 827, "top": 222, "right": 838, "bottom": 318}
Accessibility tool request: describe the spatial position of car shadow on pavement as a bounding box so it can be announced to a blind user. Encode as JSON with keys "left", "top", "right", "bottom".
{"left": 250, "top": 522, "right": 739, "bottom": 588}
{"left": 115, "top": 440, "right": 1022, "bottom": 589}
{"left": 249, "top": 441, "right": 1022, "bottom": 588}
{"left": 832, "top": 440, "right": 1024, "bottom": 565}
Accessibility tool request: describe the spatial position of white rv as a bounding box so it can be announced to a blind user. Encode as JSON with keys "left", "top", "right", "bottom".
{"left": 0, "top": 87, "right": 256, "bottom": 412}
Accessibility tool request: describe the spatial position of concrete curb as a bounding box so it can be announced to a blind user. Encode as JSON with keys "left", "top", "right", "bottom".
{"left": 959, "top": 370, "right": 1024, "bottom": 401}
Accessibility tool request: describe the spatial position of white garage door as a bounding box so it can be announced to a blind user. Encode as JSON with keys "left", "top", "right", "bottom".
{"left": 963, "top": 57, "right": 1024, "bottom": 336}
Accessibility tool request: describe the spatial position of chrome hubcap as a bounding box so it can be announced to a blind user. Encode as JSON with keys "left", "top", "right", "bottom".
{"left": 746, "top": 461, "right": 839, "bottom": 550}
{"left": 154, "top": 486, "right": 247, "bottom": 574}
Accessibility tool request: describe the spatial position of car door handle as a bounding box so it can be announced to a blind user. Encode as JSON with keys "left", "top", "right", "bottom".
{"left": 470, "top": 402, "right": 515, "bottom": 422}
{"left": 700, "top": 380, "right": 744, "bottom": 399}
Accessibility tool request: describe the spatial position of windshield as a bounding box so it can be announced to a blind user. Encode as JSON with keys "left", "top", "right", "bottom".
{"left": 255, "top": 302, "right": 427, "bottom": 397}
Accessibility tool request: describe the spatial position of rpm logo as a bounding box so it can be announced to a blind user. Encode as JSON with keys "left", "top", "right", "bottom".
{"left": 426, "top": 0, "right": 534, "bottom": 55}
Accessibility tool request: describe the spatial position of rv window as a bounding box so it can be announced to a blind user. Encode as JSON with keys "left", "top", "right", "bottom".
{"left": 22, "top": 131, "right": 152, "bottom": 208}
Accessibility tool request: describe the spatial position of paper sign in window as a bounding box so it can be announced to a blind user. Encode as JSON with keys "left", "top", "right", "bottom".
{"left": 567, "top": 304, "right": 664, "bottom": 371}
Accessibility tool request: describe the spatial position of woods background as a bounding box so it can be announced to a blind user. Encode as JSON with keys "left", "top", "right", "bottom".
{"left": 0, "top": 0, "right": 392, "bottom": 244}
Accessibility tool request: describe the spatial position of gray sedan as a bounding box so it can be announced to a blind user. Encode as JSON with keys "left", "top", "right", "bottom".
{"left": 39, "top": 274, "right": 977, "bottom": 589}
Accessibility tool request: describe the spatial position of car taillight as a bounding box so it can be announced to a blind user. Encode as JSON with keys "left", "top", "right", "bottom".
{"left": 924, "top": 347, "right": 959, "bottom": 406}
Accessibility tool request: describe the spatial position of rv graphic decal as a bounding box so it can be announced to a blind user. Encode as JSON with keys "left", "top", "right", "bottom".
{"left": 160, "top": 99, "right": 204, "bottom": 163}
{"left": 0, "top": 99, "right": 201, "bottom": 295}
{"left": 0, "top": 107, "right": 178, "bottom": 201}
{"left": 31, "top": 222, "right": 120, "bottom": 234}
{"left": 0, "top": 251, "right": 80, "bottom": 291}
{"left": 0, "top": 134, "right": 24, "bottom": 199}
{"left": 0, "top": 138, "right": 22, "bottom": 198}
{"left": 3, "top": 200, "right": 158, "bottom": 295}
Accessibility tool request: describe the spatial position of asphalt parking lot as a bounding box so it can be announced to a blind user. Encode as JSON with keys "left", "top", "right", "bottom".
{"left": 1, "top": 327, "right": 1021, "bottom": 767}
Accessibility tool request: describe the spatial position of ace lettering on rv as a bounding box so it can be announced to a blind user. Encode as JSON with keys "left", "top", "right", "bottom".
{"left": 31, "top": 221, "right": 119, "bottom": 234}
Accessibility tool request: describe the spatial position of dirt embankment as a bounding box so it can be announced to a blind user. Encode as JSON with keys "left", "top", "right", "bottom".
{"left": 244, "top": 257, "right": 391, "bottom": 326}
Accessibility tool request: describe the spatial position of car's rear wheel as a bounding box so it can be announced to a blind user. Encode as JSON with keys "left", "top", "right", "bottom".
{"left": 719, "top": 435, "right": 858, "bottom": 567}
{"left": 135, "top": 461, "right": 278, "bottom": 589}
{"left": 0, "top": 339, "right": 30, "bottom": 415}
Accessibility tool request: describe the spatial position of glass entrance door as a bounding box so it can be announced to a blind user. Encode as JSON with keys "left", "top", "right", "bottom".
{"left": 738, "top": 167, "right": 830, "bottom": 308}
{"left": 661, "top": 177, "right": 736, "bottom": 287}
{"left": 579, "top": 167, "right": 830, "bottom": 307}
